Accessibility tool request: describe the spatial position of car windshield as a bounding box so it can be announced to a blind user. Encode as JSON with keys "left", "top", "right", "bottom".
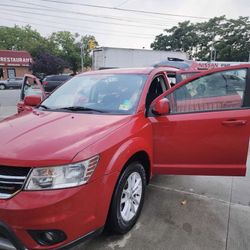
{"left": 41, "top": 74, "right": 147, "bottom": 114}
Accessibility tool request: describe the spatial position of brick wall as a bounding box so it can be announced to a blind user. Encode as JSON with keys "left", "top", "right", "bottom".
{"left": 0, "top": 66, "right": 31, "bottom": 80}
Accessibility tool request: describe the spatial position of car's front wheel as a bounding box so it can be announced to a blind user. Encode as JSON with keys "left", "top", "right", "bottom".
{"left": 107, "top": 162, "right": 146, "bottom": 234}
{"left": 0, "top": 84, "right": 6, "bottom": 90}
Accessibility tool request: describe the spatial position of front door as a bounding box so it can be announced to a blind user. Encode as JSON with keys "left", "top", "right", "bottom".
{"left": 149, "top": 66, "right": 250, "bottom": 176}
{"left": 17, "top": 75, "right": 45, "bottom": 113}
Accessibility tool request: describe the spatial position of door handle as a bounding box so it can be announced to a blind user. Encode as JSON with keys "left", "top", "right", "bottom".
{"left": 222, "top": 119, "right": 247, "bottom": 126}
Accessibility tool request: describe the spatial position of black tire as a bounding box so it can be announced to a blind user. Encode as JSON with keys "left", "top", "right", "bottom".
{"left": 0, "top": 84, "right": 6, "bottom": 90}
{"left": 106, "top": 161, "right": 146, "bottom": 234}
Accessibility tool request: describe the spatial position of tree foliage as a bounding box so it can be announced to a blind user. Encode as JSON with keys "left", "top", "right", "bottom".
{"left": 30, "top": 50, "right": 67, "bottom": 76}
{"left": 151, "top": 16, "right": 250, "bottom": 61}
{"left": 0, "top": 25, "right": 46, "bottom": 55}
{"left": 0, "top": 25, "right": 98, "bottom": 74}
{"left": 49, "top": 31, "right": 80, "bottom": 74}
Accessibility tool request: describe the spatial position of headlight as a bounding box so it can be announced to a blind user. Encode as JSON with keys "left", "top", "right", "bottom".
{"left": 25, "top": 155, "right": 99, "bottom": 190}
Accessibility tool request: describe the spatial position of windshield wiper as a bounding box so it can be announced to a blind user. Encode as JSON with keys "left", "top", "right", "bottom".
{"left": 55, "top": 106, "right": 106, "bottom": 113}
{"left": 38, "top": 104, "right": 49, "bottom": 110}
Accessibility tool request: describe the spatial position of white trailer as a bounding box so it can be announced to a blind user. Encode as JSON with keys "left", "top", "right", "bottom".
{"left": 92, "top": 47, "right": 189, "bottom": 70}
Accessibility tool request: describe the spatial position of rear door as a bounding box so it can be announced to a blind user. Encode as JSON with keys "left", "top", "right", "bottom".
{"left": 150, "top": 66, "right": 250, "bottom": 176}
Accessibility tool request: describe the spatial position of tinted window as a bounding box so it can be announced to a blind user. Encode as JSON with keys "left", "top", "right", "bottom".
{"left": 45, "top": 75, "right": 70, "bottom": 81}
{"left": 59, "top": 75, "right": 71, "bottom": 81}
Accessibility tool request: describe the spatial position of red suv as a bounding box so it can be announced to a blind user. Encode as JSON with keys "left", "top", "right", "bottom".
{"left": 0, "top": 65, "right": 249, "bottom": 250}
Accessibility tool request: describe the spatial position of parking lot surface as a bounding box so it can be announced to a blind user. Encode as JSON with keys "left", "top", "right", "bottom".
{"left": 0, "top": 89, "right": 19, "bottom": 120}
{"left": 0, "top": 89, "right": 250, "bottom": 250}
{"left": 81, "top": 171, "right": 250, "bottom": 250}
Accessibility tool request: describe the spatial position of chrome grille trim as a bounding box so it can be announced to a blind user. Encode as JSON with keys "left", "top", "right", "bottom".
{"left": 0, "top": 175, "right": 26, "bottom": 180}
{"left": 0, "top": 181, "right": 24, "bottom": 185}
{"left": 0, "top": 166, "right": 31, "bottom": 199}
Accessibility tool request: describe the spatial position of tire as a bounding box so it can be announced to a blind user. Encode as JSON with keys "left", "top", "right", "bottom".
{"left": 0, "top": 84, "right": 6, "bottom": 90}
{"left": 107, "top": 161, "right": 146, "bottom": 234}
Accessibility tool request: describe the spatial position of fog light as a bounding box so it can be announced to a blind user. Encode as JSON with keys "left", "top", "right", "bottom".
{"left": 28, "top": 229, "right": 67, "bottom": 246}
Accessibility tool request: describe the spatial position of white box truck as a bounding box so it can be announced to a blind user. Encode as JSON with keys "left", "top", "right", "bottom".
{"left": 92, "top": 47, "right": 189, "bottom": 70}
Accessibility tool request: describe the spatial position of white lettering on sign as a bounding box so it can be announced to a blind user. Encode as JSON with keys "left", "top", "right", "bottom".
{"left": 196, "top": 61, "right": 250, "bottom": 70}
{"left": 0, "top": 57, "right": 32, "bottom": 64}
{"left": 197, "top": 62, "right": 231, "bottom": 69}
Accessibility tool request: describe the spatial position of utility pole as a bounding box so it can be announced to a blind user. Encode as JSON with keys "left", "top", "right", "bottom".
{"left": 210, "top": 45, "right": 216, "bottom": 62}
{"left": 80, "top": 42, "right": 84, "bottom": 72}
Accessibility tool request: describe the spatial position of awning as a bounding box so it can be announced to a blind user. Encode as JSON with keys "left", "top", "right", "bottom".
{"left": 0, "top": 50, "right": 33, "bottom": 67}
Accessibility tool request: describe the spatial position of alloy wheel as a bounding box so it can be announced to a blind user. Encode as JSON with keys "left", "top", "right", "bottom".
{"left": 120, "top": 172, "right": 142, "bottom": 222}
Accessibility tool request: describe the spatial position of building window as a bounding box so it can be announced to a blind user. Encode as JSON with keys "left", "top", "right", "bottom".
{"left": 7, "top": 68, "right": 16, "bottom": 78}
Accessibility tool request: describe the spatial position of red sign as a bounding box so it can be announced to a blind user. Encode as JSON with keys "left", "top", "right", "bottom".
{"left": 0, "top": 50, "right": 33, "bottom": 67}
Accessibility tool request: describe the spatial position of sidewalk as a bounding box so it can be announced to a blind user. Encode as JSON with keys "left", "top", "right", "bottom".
{"left": 80, "top": 173, "right": 250, "bottom": 250}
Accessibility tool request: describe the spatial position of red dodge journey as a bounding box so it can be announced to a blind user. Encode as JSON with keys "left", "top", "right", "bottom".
{"left": 0, "top": 65, "right": 249, "bottom": 249}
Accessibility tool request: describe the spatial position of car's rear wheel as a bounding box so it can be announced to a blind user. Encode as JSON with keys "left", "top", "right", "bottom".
{"left": 0, "top": 84, "right": 6, "bottom": 90}
{"left": 107, "top": 162, "right": 146, "bottom": 234}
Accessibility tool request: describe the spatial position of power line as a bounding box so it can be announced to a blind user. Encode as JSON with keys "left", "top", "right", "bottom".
{"left": 1, "top": 9, "right": 156, "bottom": 38}
{"left": 38, "top": 0, "right": 209, "bottom": 20}
{"left": 115, "top": 0, "right": 131, "bottom": 8}
{"left": 2, "top": 17, "right": 155, "bottom": 40}
{"left": 1, "top": 2, "right": 174, "bottom": 30}
{"left": 0, "top": 3, "right": 158, "bottom": 27}
{"left": 14, "top": 0, "right": 200, "bottom": 24}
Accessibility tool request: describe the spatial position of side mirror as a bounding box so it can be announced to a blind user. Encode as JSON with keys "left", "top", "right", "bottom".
{"left": 24, "top": 95, "right": 42, "bottom": 107}
{"left": 152, "top": 98, "right": 170, "bottom": 115}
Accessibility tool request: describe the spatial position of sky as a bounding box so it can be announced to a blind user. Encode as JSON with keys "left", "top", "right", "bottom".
{"left": 0, "top": 0, "right": 249, "bottom": 49}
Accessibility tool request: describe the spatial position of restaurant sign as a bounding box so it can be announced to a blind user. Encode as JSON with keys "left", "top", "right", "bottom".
{"left": 0, "top": 50, "right": 33, "bottom": 67}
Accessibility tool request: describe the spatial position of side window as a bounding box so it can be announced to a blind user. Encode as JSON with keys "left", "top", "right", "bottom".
{"left": 166, "top": 72, "right": 177, "bottom": 86}
{"left": 51, "top": 76, "right": 59, "bottom": 81}
{"left": 146, "top": 75, "right": 166, "bottom": 109}
{"left": 167, "top": 69, "right": 247, "bottom": 114}
{"left": 60, "top": 76, "right": 70, "bottom": 81}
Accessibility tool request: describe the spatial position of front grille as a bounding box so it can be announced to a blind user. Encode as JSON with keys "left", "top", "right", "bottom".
{"left": 0, "top": 166, "right": 31, "bottom": 199}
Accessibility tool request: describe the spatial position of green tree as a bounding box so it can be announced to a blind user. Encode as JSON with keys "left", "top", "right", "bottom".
{"left": 151, "top": 16, "right": 250, "bottom": 61}
{"left": 49, "top": 31, "right": 80, "bottom": 74}
{"left": 0, "top": 26, "right": 99, "bottom": 74}
{"left": 0, "top": 25, "right": 48, "bottom": 56}
{"left": 49, "top": 32, "right": 98, "bottom": 73}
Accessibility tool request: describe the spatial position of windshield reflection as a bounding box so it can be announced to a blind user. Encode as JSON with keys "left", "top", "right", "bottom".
{"left": 41, "top": 74, "right": 147, "bottom": 114}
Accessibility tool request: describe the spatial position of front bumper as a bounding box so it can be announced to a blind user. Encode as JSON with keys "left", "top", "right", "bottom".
{"left": 0, "top": 172, "right": 119, "bottom": 249}
{"left": 0, "top": 222, "right": 26, "bottom": 250}
{"left": 0, "top": 221, "right": 103, "bottom": 250}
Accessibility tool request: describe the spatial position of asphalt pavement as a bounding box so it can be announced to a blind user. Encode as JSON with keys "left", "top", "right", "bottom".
{"left": 0, "top": 89, "right": 19, "bottom": 120}
{"left": 0, "top": 89, "right": 250, "bottom": 250}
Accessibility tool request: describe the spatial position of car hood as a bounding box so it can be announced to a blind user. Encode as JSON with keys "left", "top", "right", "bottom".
{"left": 0, "top": 111, "right": 131, "bottom": 167}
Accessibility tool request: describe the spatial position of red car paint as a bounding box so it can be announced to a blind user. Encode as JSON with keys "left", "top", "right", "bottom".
{"left": 0, "top": 65, "right": 249, "bottom": 249}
